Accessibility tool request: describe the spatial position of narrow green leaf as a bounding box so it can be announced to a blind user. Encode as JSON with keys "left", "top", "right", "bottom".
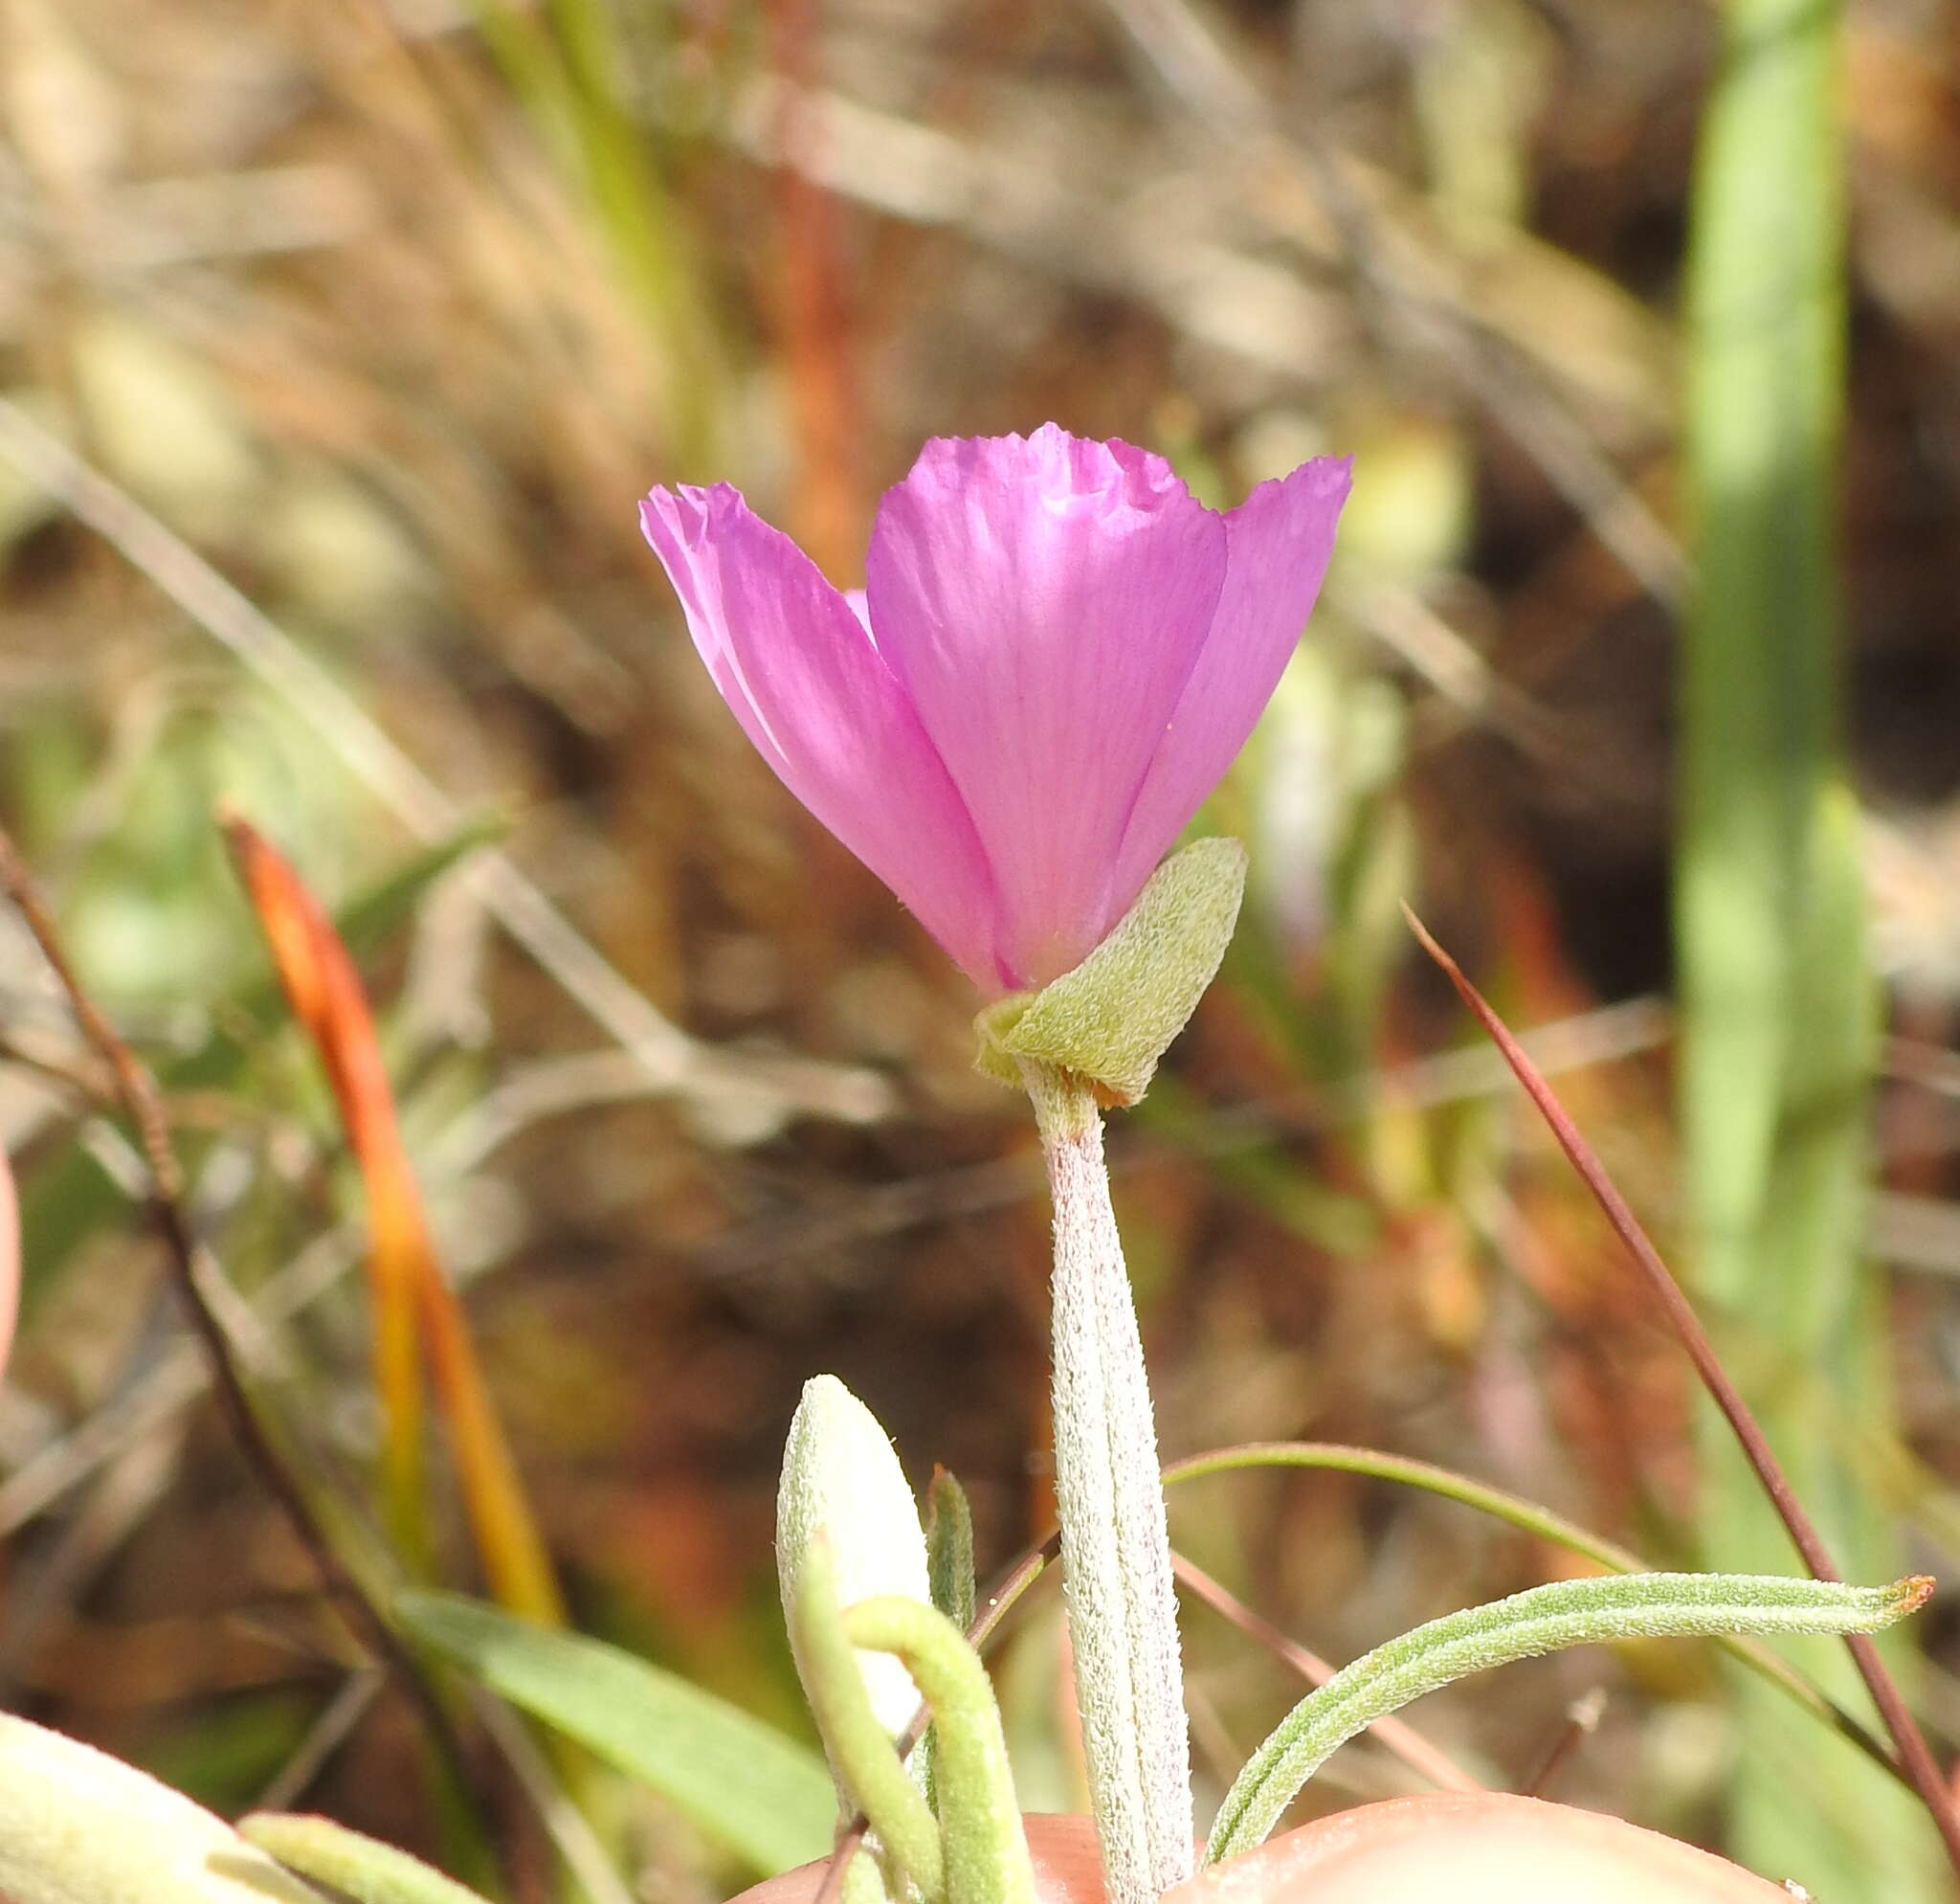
{"left": 925, "top": 1469, "right": 977, "bottom": 1635}
{"left": 1205, "top": 1571, "right": 1929, "bottom": 1866}
{"left": 1162, "top": 1439, "right": 1901, "bottom": 1779}
{"left": 792, "top": 1541, "right": 945, "bottom": 1903}
{"left": 239, "top": 1816, "right": 492, "bottom": 1904}
{"left": 923, "top": 1467, "right": 977, "bottom": 1819}
{"left": 844, "top": 1596, "right": 1035, "bottom": 1904}
{"left": 397, "top": 1591, "right": 832, "bottom": 1876}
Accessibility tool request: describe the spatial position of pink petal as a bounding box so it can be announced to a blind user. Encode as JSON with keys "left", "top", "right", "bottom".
{"left": 639, "top": 485, "right": 1002, "bottom": 989}
{"left": 1109, "top": 457, "right": 1352, "bottom": 903}
{"left": 865, "top": 426, "right": 1229, "bottom": 988}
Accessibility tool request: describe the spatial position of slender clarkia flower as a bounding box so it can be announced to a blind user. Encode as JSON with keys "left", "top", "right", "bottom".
{"left": 640, "top": 424, "right": 1349, "bottom": 995}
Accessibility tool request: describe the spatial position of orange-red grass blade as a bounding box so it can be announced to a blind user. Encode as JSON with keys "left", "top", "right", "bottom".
{"left": 229, "top": 817, "right": 427, "bottom": 1574}
{"left": 228, "top": 816, "right": 564, "bottom": 1625}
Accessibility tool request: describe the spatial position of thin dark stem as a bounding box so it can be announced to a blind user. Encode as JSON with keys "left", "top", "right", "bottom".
{"left": 969, "top": 1533, "right": 1059, "bottom": 1654}
{"left": 0, "top": 826, "right": 492, "bottom": 1838}
{"left": 1520, "top": 1689, "right": 1605, "bottom": 1800}
{"left": 810, "top": 1817, "right": 867, "bottom": 1904}
{"left": 1405, "top": 905, "right": 1960, "bottom": 1880}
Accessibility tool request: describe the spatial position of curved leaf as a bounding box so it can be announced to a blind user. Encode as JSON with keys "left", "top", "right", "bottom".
{"left": 398, "top": 1591, "right": 832, "bottom": 1875}
{"left": 1205, "top": 1571, "right": 1930, "bottom": 1865}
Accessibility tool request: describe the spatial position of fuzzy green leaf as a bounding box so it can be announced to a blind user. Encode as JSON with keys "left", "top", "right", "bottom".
{"left": 792, "top": 1540, "right": 945, "bottom": 1904}
{"left": 1206, "top": 1571, "right": 1930, "bottom": 1866}
{"left": 844, "top": 1596, "right": 1036, "bottom": 1904}
{"left": 925, "top": 1469, "right": 977, "bottom": 1635}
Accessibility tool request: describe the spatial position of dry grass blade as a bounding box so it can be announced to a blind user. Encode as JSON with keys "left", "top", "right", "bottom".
{"left": 226, "top": 814, "right": 565, "bottom": 1627}
{"left": 0, "top": 823, "right": 490, "bottom": 1826}
{"left": 0, "top": 394, "right": 889, "bottom": 1135}
{"left": 1402, "top": 905, "right": 1960, "bottom": 1877}
{"left": 226, "top": 813, "right": 430, "bottom": 1575}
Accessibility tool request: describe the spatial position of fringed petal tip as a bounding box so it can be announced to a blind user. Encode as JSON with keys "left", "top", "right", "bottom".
{"left": 889, "top": 425, "right": 1193, "bottom": 521}
{"left": 1251, "top": 452, "right": 1354, "bottom": 507}
{"left": 638, "top": 481, "right": 763, "bottom": 567}
{"left": 1105, "top": 452, "right": 1353, "bottom": 906}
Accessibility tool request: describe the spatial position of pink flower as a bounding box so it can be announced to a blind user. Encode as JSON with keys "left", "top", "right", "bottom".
{"left": 640, "top": 425, "right": 1349, "bottom": 997}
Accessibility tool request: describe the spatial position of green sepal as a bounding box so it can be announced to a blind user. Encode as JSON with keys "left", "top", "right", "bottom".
{"left": 972, "top": 838, "right": 1247, "bottom": 1105}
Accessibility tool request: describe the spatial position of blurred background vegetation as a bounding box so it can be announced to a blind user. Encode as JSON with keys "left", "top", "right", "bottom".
{"left": 3, "top": 0, "right": 1960, "bottom": 1896}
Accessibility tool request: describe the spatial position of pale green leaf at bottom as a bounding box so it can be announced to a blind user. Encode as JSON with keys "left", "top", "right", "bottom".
{"left": 0, "top": 1712, "right": 324, "bottom": 1904}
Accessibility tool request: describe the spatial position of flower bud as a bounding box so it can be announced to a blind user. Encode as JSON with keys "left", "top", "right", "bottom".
{"left": 777, "top": 1377, "right": 933, "bottom": 1770}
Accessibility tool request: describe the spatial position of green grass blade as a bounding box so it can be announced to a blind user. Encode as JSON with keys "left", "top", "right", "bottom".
{"left": 1681, "top": 0, "right": 1933, "bottom": 1886}
{"left": 398, "top": 1591, "right": 834, "bottom": 1876}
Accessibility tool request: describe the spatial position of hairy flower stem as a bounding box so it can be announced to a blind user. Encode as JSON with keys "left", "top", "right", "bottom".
{"left": 1022, "top": 1062, "right": 1192, "bottom": 1904}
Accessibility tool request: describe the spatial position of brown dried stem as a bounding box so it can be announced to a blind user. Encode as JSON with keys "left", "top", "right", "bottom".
{"left": 1519, "top": 1689, "right": 1605, "bottom": 1801}
{"left": 1404, "top": 905, "right": 1960, "bottom": 1880}
{"left": 0, "top": 825, "right": 492, "bottom": 1838}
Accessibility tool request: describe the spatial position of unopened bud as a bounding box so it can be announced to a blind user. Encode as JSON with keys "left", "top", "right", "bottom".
{"left": 777, "top": 1377, "right": 932, "bottom": 1769}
